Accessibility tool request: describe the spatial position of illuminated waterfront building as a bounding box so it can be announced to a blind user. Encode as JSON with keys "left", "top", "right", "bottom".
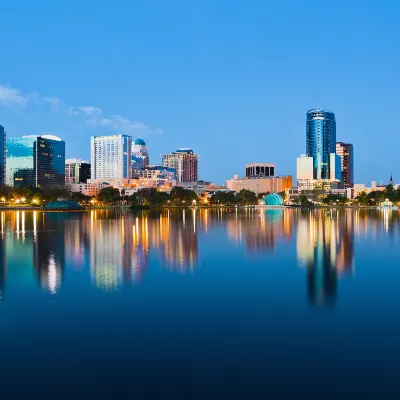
{"left": 6, "top": 135, "right": 65, "bottom": 188}
{"left": 90, "top": 134, "right": 132, "bottom": 183}
{"left": 336, "top": 142, "right": 354, "bottom": 189}
{"left": 226, "top": 175, "right": 292, "bottom": 194}
{"left": 161, "top": 148, "right": 198, "bottom": 182}
{"left": 0, "top": 125, "right": 5, "bottom": 186}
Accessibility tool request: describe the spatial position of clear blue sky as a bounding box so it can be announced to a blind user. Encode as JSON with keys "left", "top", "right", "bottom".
{"left": 0, "top": 0, "right": 399, "bottom": 185}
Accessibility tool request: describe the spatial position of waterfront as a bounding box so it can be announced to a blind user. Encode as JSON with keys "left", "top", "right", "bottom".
{"left": 1, "top": 208, "right": 400, "bottom": 397}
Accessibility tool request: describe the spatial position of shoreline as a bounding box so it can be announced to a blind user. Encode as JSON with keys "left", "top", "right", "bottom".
{"left": 0, "top": 205, "right": 391, "bottom": 212}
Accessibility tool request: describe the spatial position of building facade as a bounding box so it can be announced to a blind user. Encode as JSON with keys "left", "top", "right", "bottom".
{"left": 91, "top": 134, "right": 132, "bottom": 183}
{"left": 65, "top": 158, "right": 91, "bottom": 184}
{"left": 296, "top": 154, "right": 313, "bottom": 180}
{"left": 329, "top": 153, "right": 342, "bottom": 181}
{"left": 66, "top": 181, "right": 109, "bottom": 197}
{"left": 161, "top": 148, "right": 198, "bottom": 182}
{"left": 306, "top": 109, "right": 336, "bottom": 180}
{"left": 245, "top": 163, "right": 275, "bottom": 178}
{"left": 6, "top": 135, "right": 65, "bottom": 188}
{"left": 336, "top": 142, "right": 354, "bottom": 189}
{"left": 226, "top": 175, "right": 293, "bottom": 194}
{"left": 0, "top": 125, "right": 5, "bottom": 186}
{"left": 132, "top": 138, "right": 150, "bottom": 168}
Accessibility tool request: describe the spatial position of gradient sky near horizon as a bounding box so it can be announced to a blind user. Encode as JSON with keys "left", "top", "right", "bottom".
{"left": 0, "top": 0, "right": 399, "bottom": 185}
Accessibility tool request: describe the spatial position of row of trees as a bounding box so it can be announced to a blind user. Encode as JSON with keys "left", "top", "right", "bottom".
{"left": 291, "top": 184, "right": 400, "bottom": 206}
{"left": 0, "top": 185, "right": 72, "bottom": 204}
{"left": 353, "top": 184, "right": 400, "bottom": 206}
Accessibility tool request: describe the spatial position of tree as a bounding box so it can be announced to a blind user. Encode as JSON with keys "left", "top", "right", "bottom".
{"left": 170, "top": 186, "right": 198, "bottom": 206}
{"left": 235, "top": 189, "right": 258, "bottom": 205}
{"left": 71, "top": 192, "right": 93, "bottom": 203}
{"left": 322, "top": 193, "right": 348, "bottom": 205}
{"left": 210, "top": 191, "right": 237, "bottom": 205}
{"left": 354, "top": 191, "right": 370, "bottom": 206}
{"left": 98, "top": 187, "right": 120, "bottom": 204}
{"left": 135, "top": 188, "right": 170, "bottom": 206}
{"left": 292, "top": 194, "right": 312, "bottom": 206}
{"left": 258, "top": 191, "right": 270, "bottom": 200}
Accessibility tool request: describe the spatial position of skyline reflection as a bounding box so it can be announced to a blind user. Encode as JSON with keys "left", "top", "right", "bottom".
{"left": 0, "top": 209, "right": 398, "bottom": 304}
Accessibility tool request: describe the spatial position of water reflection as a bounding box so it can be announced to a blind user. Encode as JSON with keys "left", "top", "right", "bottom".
{"left": 0, "top": 208, "right": 399, "bottom": 304}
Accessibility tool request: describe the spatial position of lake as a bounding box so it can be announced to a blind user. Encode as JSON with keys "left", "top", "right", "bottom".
{"left": 1, "top": 208, "right": 400, "bottom": 398}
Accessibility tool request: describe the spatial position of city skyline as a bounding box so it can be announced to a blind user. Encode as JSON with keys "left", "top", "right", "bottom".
{"left": 1, "top": 1, "right": 399, "bottom": 184}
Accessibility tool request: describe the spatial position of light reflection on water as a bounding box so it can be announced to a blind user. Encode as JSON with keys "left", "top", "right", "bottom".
{"left": 0, "top": 208, "right": 399, "bottom": 300}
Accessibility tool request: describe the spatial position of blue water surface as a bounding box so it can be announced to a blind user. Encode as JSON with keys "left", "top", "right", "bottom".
{"left": 0, "top": 208, "right": 399, "bottom": 398}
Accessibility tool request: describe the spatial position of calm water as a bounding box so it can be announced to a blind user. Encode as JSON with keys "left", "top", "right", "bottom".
{"left": 1, "top": 208, "right": 400, "bottom": 398}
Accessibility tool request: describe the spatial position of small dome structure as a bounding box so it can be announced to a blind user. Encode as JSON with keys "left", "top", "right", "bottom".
{"left": 134, "top": 138, "right": 146, "bottom": 146}
{"left": 263, "top": 193, "right": 284, "bottom": 206}
{"left": 45, "top": 201, "right": 83, "bottom": 210}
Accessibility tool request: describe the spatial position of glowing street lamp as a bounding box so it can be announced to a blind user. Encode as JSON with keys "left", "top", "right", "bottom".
{"left": 192, "top": 199, "right": 197, "bottom": 206}
{"left": 21, "top": 197, "right": 26, "bottom": 203}
{"left": 0, "top": 197, "right": 5, "bottom": 203}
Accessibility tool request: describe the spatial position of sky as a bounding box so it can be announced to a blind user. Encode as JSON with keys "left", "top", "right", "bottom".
{"left": 0, "top": 0, "right": 399, "bottom": 185}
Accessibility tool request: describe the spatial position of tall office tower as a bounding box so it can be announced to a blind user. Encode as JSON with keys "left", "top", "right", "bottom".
{"left": 306, "top": 109, "right": 336, "bottom": 180}
{"left": 161, "top": 148, "right": 198, "bottom": 182}
{"left": 65, "top": 158, "right": 91, "bottom": 184}
{"left": 6, "top": 135, "right": 65, "bottom": 188}
{"left": 90, "top": 134, "right": 132, "bottom": 181}
{"left": 336, "top": 142, "right": 354, "bottom": 188}
{"left": 0, "top": 125, "right": 5, "bottom": 186}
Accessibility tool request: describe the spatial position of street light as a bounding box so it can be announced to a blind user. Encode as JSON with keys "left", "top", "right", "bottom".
{"left": 21, "top": 197, "right": 26, "bottom": 203}
{"left": 192, "top": 199, "right": 197, "bottom": 206}
{"left": 0, "top": 197, "right": 5, "bottom": 203}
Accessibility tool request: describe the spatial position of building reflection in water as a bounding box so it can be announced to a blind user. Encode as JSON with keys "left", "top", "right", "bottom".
{"left": 297, "top": 209, "right": 355, "bottom": 307}
{"left": 34, "top": 212, "right": 66, "bottom": 294}
{"left": 0, "top": 208, "right": 399, "bottom": 299}
{"left": 88, "top": 209, "right": 199, "bottom": 290}
{"left": 226, "top": 208, "right": 292, "bottom": 255}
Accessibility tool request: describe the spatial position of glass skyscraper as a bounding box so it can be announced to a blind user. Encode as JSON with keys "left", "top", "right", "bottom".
{"left": 306, "top": 109, "right": 336, "bottom": 180}
{"left": 0, "top": 125, "right": 5, "bottom": 186}
{"left": 6, "top": 135, "right": 65, "bottom": 188}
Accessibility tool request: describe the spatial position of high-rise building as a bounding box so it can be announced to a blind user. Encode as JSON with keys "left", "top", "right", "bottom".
{"left": 0, "top": 125, "right": 5, "bottom": 186}
{"left": 90, "top": 134, "right": 132, "bottom": 182}
{"left": 132, "top": 138, "right": 149, "bottom": 178}
{"left": 161, "top": 148, "right": 198, "bottom": 182}
{"left": 296, "top": 154, "right": 313, "bottom": 180}
{"left": 6, "top": 135, "right": 65, "bottom": 188}
{"left": 329, "top": 153, "right": 342, "bottom": 181}
{"left": 336, "top": 142, "right": 354, "bottom": 189}
{"left": 306, "top": 109, "right": 336, "bottom": 180}
{"left": 65, "top": 158, "right": 91, "bottom": 184}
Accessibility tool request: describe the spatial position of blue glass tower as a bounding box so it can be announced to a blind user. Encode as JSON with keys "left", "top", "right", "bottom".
{"left": 306, "top": 109, "right": 336, "bottom": 180}
{"left": 6, "top": 135, "right": 65, "bottom": 188}
{"left": 0, "top": 125, "right": 5, "bottom": 186}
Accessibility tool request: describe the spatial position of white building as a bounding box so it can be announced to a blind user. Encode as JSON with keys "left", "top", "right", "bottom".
{"left": 91, "top": 134, "right": 132, "bottom": 184}
{"left": 296, "top": 154, "right": 313, "bottom": 180}
{"left": 66, "top": 181, "right": 109, "bottom": 197}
